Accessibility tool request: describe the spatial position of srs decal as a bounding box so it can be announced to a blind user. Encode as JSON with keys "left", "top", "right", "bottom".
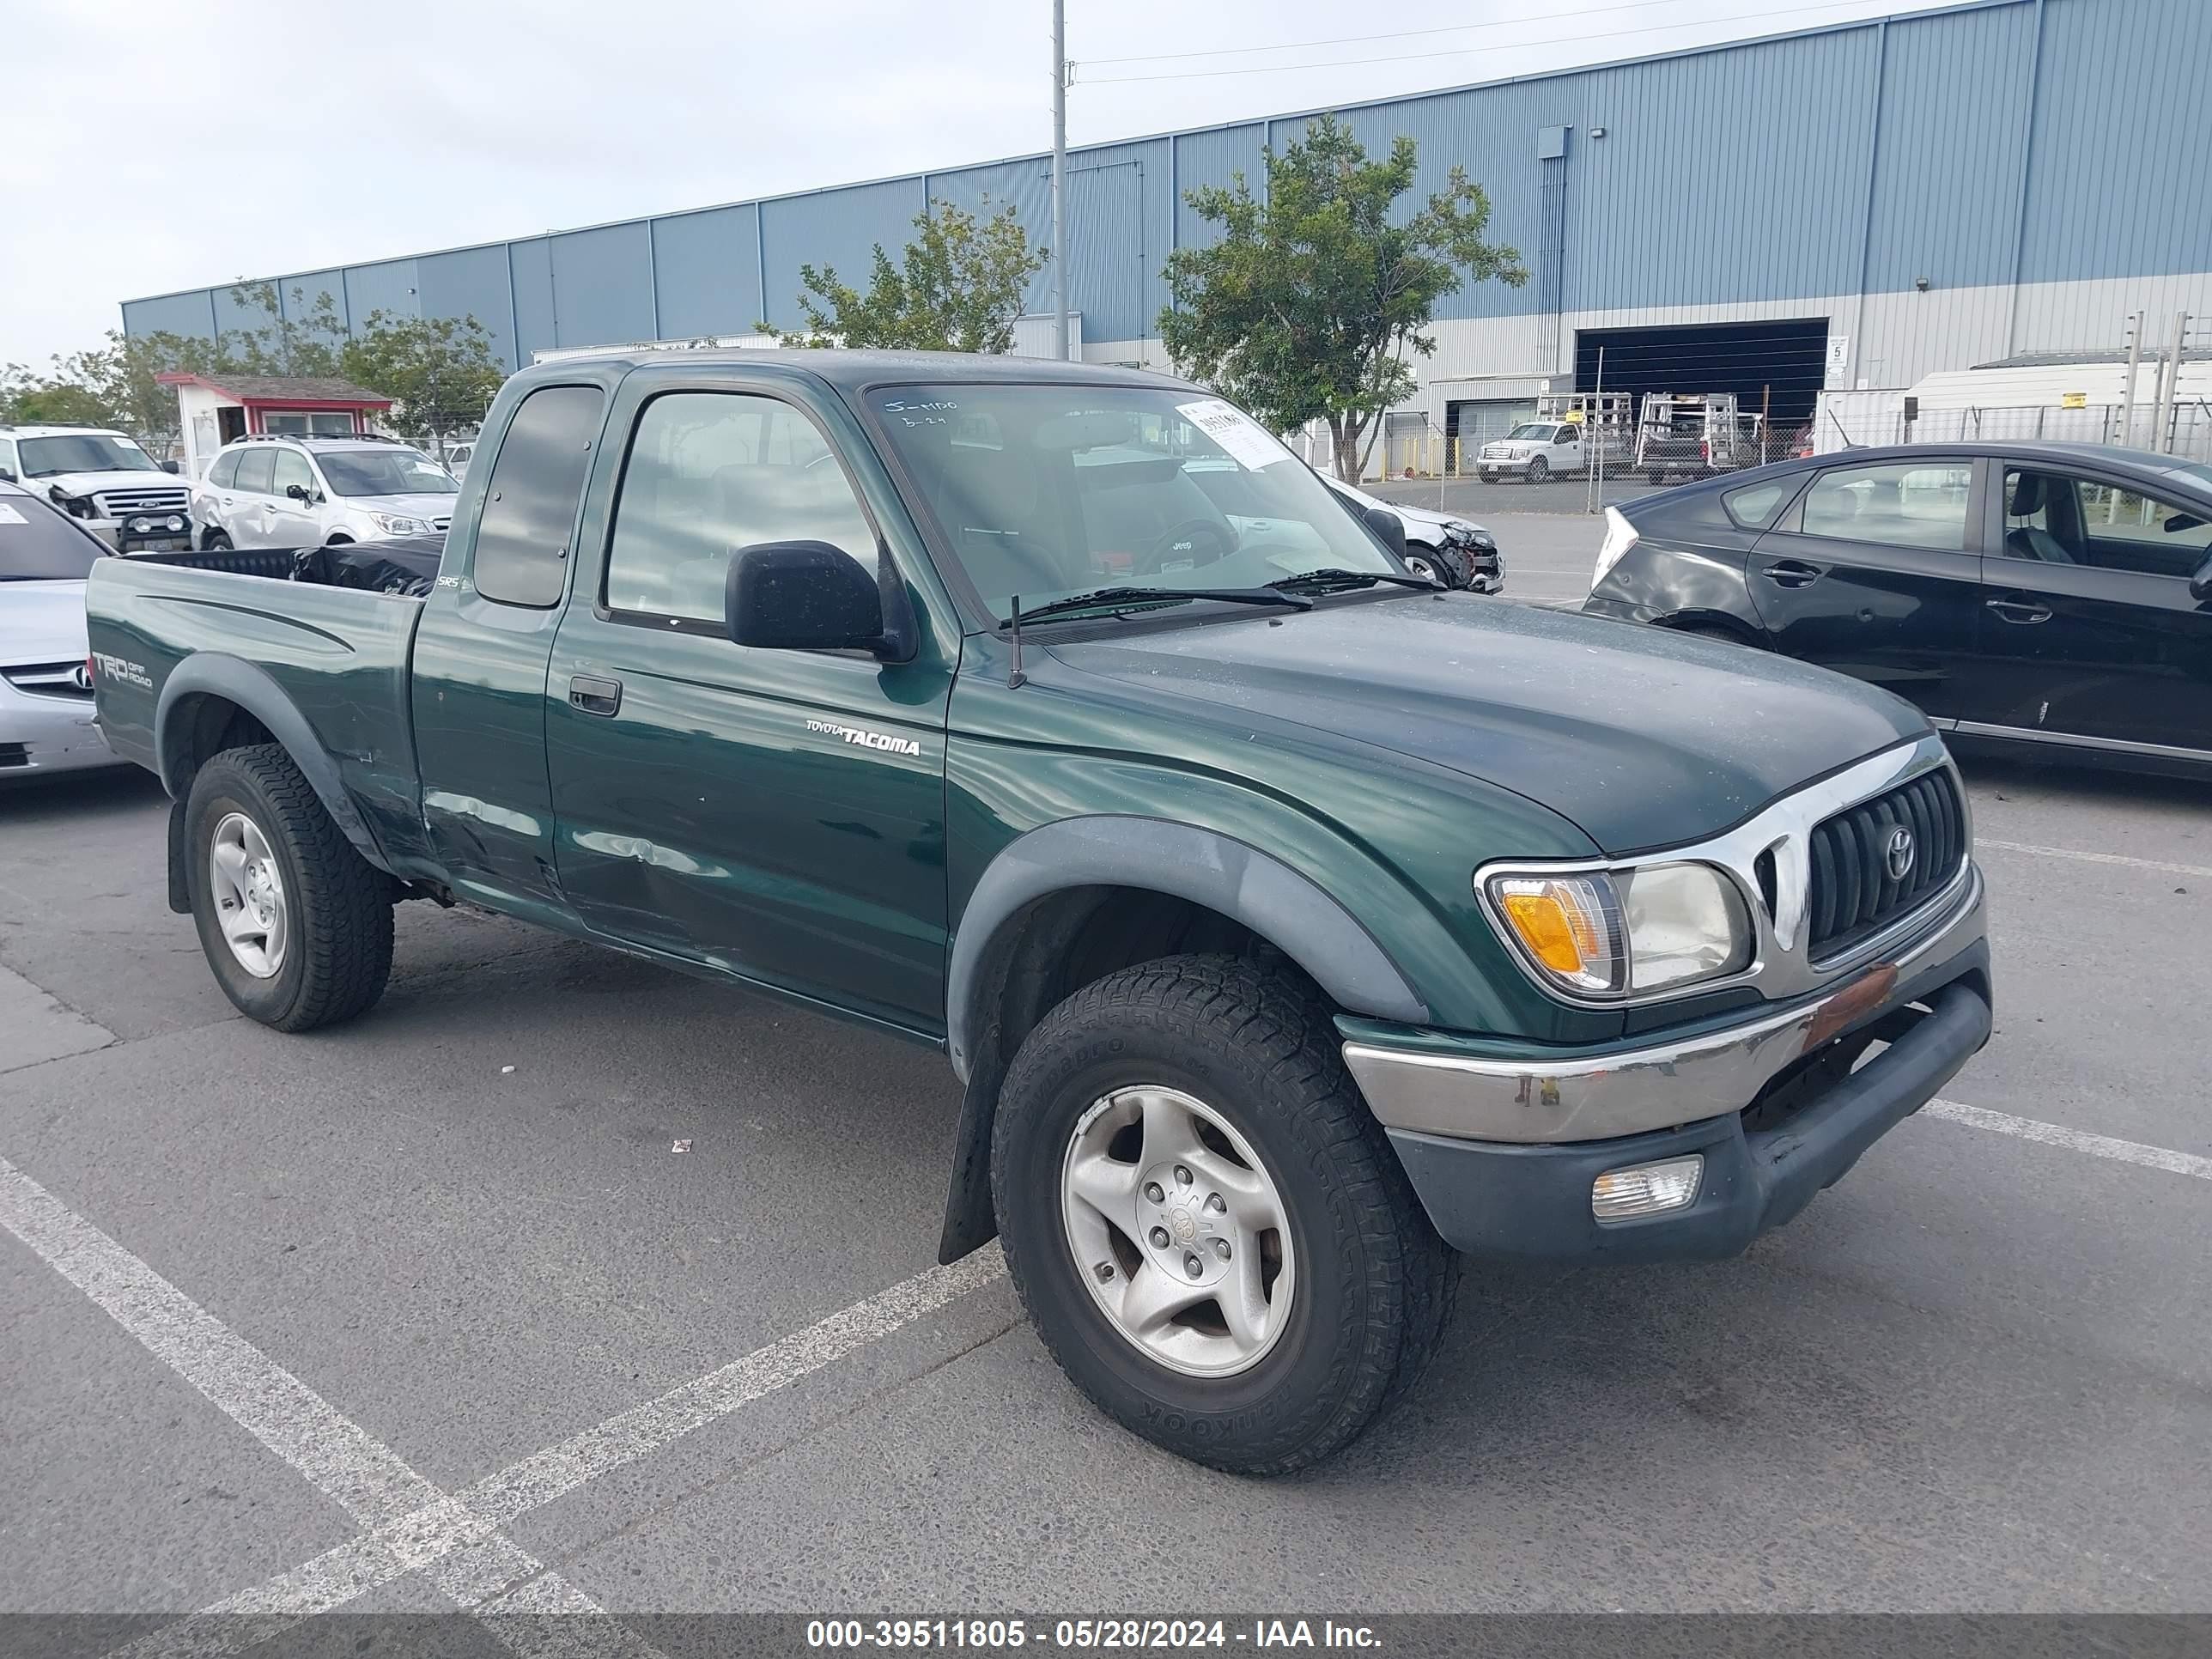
{"left": 806, "top": 717, "right": 922, "bottom": 758}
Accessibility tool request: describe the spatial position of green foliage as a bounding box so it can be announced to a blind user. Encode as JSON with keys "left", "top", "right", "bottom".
{"left": 765, "top": 199, "right": 1048, "bottom": 354}
{"left": 337, "top": 312, "right": 507, "bottom": 443}
{"left": 224, "top": 282, "right": 346, "bottom": 376}
{"left": 1158, "top": 114, "right": 1526, "bottom": 479}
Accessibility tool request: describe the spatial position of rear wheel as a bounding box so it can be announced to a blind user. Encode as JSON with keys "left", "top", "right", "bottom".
{"left": 184, "top": 744, "right": 394, "bottom": 1031}
{"left": 992, "top": 955, "right": 1455, "bottom": 1475}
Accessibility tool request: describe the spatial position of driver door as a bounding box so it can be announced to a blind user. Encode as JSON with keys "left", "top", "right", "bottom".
{"left": 544, "top": 374, "right": 957, "bottom": 1035}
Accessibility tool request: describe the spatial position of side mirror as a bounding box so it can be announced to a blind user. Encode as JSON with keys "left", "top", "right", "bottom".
{"left": 286, "top": 483, "right": 312, "bottom": 501}
{"left": 1363, "top": 504, "right": 1408, "bottom": 559}
{"left": 0, "top": 466, "right": 14, "bottom": 483}
{"left": 726, "top": 539, "right": 913, "bottom": 661}
{"left": 2191, "top": 550, "right": 2212, "bottom": 605}
{"left": 161, "top": 460, "right": 181, "bottom": 475}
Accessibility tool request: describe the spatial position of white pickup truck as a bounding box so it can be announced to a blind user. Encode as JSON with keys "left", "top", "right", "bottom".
{"left": 1473, "top": 420, "right": 1586, "bottom": 483}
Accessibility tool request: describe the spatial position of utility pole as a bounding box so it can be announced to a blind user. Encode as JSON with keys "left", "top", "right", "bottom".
{"left": 1052, "top": 0, "right": 1070, "bottom": 361}
{"left": 2116, "top": 311, "right": 2142, "bottom": 448}
{"left": 2151, "top": 309, "right": 2191, "bottom": 453}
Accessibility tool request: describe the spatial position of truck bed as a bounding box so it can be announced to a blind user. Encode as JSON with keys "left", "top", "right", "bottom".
{"left": 86, "top": 544, "right": 431, "bottom": 853}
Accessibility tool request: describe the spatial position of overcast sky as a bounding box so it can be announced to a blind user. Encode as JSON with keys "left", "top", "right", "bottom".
{"left": 8, "top": 0, "right": 1960, "bottom": 368}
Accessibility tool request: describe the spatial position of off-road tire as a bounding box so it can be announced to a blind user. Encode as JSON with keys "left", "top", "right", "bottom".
{"left": 184, "top": 744, "right": 394, "bottom": 1031}
{"left": 992, "top": 954, "right": 1456, "bottom": 1475}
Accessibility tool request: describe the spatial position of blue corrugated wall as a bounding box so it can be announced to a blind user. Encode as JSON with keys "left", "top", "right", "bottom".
{"left": 122, "top": 0, "right": 2211, "bottom": 371}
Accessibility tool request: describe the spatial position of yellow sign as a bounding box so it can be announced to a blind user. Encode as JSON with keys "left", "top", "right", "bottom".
{"left": 1563, "top": 408, "right": 1584, "bottom": 422}
{"left": 2061, "top": 392, "right": 2087, "bottom": 409}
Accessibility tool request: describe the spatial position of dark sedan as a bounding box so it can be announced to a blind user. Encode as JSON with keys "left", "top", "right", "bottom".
{"left": 1583, "top": 441, "right": 2212, "bottom": 777}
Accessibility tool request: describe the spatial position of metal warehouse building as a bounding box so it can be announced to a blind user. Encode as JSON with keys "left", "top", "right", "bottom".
{"left": 124, "top": 0, "right": 2211, "bottom": 452}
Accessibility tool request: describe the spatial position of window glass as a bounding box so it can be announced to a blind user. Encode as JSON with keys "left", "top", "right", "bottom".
{"left": 1554, "top": 427, "right": 1578, "bottom": 445}
{"left": 471, "top": 386, "right": 604, "bottom": 608}
{"left": 1723, "top": 479, "right": 1790, "bottom": 529}
{"left": 318, "top": 448, "right": 456, "bottom": 497}
{"left": 2001, "top": 467, "right": 2212, "bottom": 578}
{"left": 208, "top": 451, "right": 241, "bottom": 489}
{"left": 308, "top": 412, "right": 356, "bottom": 434}
{"left": 866, "top": 384, "right": 1395, "bottom": 622}
{"left": 605, "top": 393, "right": 873, "bottom": 622}
{"left": 0, "top": 494, "right": 104, "bottom": 580}
{"left": 1801, "top": 460, "right": 1970, "bottom": 551}
{"left": 18, "top": 432, "right": 158, "bottom": 477}
{"left": 261, "top": 414, "right": 309, "bottom": 435}
{"left": 234, "top": 448, "right": 276, "bottom": 495}
{"left": 0, "top": 440, "right": 16, "bottom": 477}
{"left": 271, "top": 449, "right": 314, "bottom": 498}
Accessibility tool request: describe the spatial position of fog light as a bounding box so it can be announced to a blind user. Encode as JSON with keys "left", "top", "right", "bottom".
{"left": 130, "top": 516, "right": 153, "bottom": 533}
{"left": 165, "top": 514, "right": 185, "bottom": 532}
{"left": 1592, "top": 1155, "right": 1703, "bottom": 1220}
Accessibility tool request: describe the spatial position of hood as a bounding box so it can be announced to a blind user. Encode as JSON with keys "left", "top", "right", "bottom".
{"left": 1043, "top": 596, "right": 1923, "bottom": 855}
{"left": 0, "top": 580, "right": 90, "bottom": 666}
{"left": 334, "top": 493, "right": 458, "bottom": 522}
{"left": 1328, "top": 476, "right": 1487, "bottom": 538}
{"left": 33, "top": 469, "right": 182, "bottom": 499}
{"left": 1484, "top": 440, "right": 1541, "bottom": 454}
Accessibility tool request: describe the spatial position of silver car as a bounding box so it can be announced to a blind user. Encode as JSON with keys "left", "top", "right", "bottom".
{"left": 0, "top": 481, "right": 123, "bottom": 777}
{"left": 194, "top": 435, "right": 459, "bottom": 550}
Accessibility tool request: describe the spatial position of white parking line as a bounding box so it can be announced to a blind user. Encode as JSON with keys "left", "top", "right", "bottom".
{"left": 1924, "top": 1099, "right": 2212, "bottom": 1182}
{"left": 1975, "top": 838, "right": 2212, "bottom": 881}
{"left": 0, "top": 1153, "right": 657, "bottom": 1659}
{"left": 92, "top": 1237, "right": 1007, "bottom": 1653}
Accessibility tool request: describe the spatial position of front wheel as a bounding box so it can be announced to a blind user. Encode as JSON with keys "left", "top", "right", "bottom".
{"left": 991, "top": 956, "right": 1455, "bottom": 1475}
{"left": 1401, "top": 547, "right": 1462, "bottom": 588}
{"left": 1526, "top": 457, "right": 1549, "bottom": 484}
{"left": 184, "top": 744, "right": 395, "bottom": 1031}
{"left": 200, "top": 528, "right": 231, "bottom": 551}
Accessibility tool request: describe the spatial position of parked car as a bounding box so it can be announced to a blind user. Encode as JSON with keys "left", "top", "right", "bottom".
{"left": 1583, "top": 441, "right": 2212, "bottom": 776}
{"left": 1315, "top": 470, "right": 1502, "bottom": 591}
{"left": 440, "top": 440, "right": 476, "bottom": 476}
{"left": 0, "top": 424, "right": 194, "bottom": 553}
{"left": 1474, "top": 419, "right": 1586, "bottom": 483}
{"left": 0, "top": 479, "right": 123, "bottom": 776}
{"left": 88, "top": 351, "right": 1992, "bottom": 1474}
{"left": 193, "top": 434, "right": 459, "bottom": 550}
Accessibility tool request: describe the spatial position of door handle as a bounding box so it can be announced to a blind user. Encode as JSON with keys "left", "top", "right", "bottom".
{"left": 1761, "top": 560, "right": 1823, "bottom": 588}
{"left": 1984, "top": 597, "right": 2052, "bottom": 625}
{"left": 568, "top": 675, "right": 623, "bottom": 716}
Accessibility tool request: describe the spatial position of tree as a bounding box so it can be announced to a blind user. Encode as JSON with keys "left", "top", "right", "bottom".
{"left": 1158, "top": 115, "right": 1527, "bottom": 481}
{"left": 224, "top": 282, "right": 345, "bottom": 377}
{"left": 765, "top": 199, "right": 1048, "bottom": 354}
{"left": 338, "top": 312, "right": 507, "bottom": 452}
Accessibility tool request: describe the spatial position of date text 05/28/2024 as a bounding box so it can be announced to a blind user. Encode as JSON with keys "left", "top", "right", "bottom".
{"left": 805, "top": 1621, "right": 1382, "bottom": 1650}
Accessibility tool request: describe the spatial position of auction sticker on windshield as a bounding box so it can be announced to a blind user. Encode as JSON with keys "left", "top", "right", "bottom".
{"left": 1178, "top": 398, "right": 1288, "bottom": 471}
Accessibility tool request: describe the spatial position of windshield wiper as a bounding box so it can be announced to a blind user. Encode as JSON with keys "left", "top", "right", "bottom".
{"left": 1000, "top": 585, "right": 1314, "bottom": 690}
{"left": 999, "top": 585, "right": 1315, "bottom": 628}
{"left": 1268, "top": 567, "right": 1439, "bottom": 593}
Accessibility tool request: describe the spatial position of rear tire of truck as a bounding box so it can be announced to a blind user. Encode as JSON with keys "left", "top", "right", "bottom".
{"left": 184, "top": 744, "right": 395, "bottom": 1033}
{"left": 991, "top": 955, "right": 1455, "bottom": 1476}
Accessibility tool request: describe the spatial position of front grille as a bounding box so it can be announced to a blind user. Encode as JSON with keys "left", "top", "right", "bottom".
{"left": 431, "top": 517, "right": 452, "bottom": 532}
{"left": 3, "top": 662, "right": 92, "bottom": 702}
{"left": 1806, "top": 769, "right": 1966, "bottom": 961}
{"left": 95, "top": 487, "right": 191, "bottom": 519}
{"left": 0, "top": 743, "right": 27, "bottom": 769}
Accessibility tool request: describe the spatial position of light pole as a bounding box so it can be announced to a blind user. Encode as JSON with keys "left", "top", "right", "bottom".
{"left": 1052, "top": 0, "right": 1069, "bottom": 360}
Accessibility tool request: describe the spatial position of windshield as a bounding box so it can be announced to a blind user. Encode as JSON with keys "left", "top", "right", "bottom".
{"left": 866, "top": 385, "right": 1395, "bottom": 621}
{"left": 19, "top": 433, "right": 159, "bottom": 477}
{"left": 0, "top": 495, "right": 103, "bottom": 580}
{"left": 1503, "top": 423, "right": 1556, "bottom": 441}
{"left": 316, "top": 449, "right": 459, "bottom": 497}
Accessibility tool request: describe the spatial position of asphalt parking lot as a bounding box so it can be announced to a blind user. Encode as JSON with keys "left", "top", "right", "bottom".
{"left": 4, "top": 666, "right": 2210, "bottom": 1646}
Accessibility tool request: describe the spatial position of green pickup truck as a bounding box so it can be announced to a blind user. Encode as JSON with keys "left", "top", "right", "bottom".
{"left": 87, "top": 350, "right": 1992, "bottom": 1474}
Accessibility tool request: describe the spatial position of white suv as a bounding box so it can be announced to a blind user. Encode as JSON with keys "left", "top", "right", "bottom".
{"left": 194, "top": 435, "right": 459, "bottom": 550}
{"left": 0, "top": 424, "right": 195, "bottom": 552}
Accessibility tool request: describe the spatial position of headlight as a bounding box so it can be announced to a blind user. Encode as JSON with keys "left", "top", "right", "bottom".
{"left": 368, "top": 512, "right": 429, "bottom": 535}
{"left": 1483, "top": 862, "right": 1749, "bottom": 1000}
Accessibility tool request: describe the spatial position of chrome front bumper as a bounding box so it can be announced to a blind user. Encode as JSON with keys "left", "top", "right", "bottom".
{"left": 1344, "top": 861, "right": 1985, "bottom": 1145}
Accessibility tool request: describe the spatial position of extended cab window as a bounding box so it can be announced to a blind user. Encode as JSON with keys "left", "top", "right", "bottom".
{"left": 604, "top": 392, "right": 874, "bottom": 622}
{"left": 1801, "top": 460, "right": 1970, "bottom": 552}
{"left": 471, "top": 386, "right": 605, "bottom": 608}
{"left": 2002, "top": 468, "right": 2212, "bottom": 579}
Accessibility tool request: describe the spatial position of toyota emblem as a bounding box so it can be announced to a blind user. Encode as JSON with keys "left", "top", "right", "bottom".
{"left": 1884, "top": 825, "right": 1915, "bottom": 880}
